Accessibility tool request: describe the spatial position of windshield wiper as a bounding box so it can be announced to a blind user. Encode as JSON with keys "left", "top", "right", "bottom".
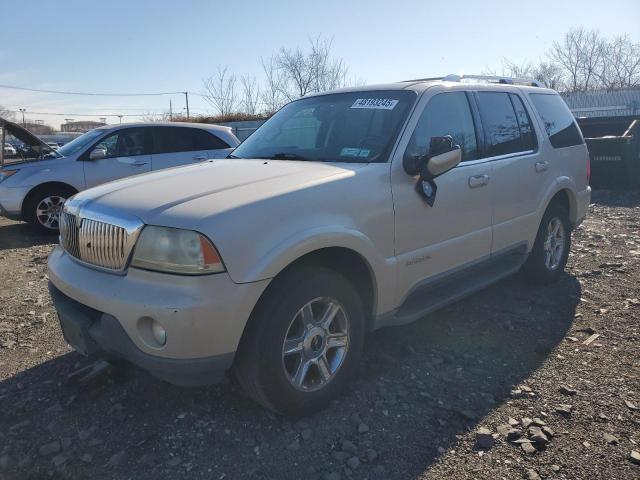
{"left": 264, "top": 152, "right": 314, "bottom": 161}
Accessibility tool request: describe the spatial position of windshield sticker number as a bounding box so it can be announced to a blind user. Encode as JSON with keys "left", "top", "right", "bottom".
{"left": 340, "top": 147, "right": 371, "bottom": 158}
{"left": 351, "top": 98, "right": 399, "bottom": 110}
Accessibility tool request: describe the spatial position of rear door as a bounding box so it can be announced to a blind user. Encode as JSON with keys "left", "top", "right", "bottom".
{"left": 474, "top": 90, "right": 545, "bottom": 254}
{"left": 83, "top": 127, "right": 152, "bottom": 188}
{"left": 150, "top": 126, "right": 228, "bottom": 170}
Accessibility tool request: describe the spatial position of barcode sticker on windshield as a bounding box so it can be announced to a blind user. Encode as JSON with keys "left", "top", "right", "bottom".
{"left": 351, "top": 98, "right": 399, "bottom": 110}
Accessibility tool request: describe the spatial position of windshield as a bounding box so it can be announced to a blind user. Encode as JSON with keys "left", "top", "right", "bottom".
{"left": 57, "top": 129, "right": 106, "bottom": 157}
{"left": 232, "top": 90, "right": 416, "bottom": 163}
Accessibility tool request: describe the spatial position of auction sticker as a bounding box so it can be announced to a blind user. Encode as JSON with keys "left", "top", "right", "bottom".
{"left": 351, "top": 98, "right": 399, "bottom": 110}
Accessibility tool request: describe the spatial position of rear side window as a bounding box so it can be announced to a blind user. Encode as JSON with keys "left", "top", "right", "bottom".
{"left": 510, "top": 94, "right": 537, "bottom": 151}
{"left": 152, "top": 127, "right": 229, "bottom": 154}
{"left": 529, "top": 93, "right": 583, "bottom": 148}
{"left": 190, "top": 128, "right": 230, "bottom": 150}
{"left": 476, "top": 92, "right": 523, "bottom": 157}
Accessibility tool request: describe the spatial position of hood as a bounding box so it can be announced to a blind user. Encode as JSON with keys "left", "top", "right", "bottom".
{"left": 1, "top": 117, "right": 59, "bottom": 166}
{"left": 70, "top": 159, "right": 367, "bottom": 225}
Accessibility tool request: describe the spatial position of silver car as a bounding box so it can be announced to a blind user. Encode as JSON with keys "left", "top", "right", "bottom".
{"left": 0, "top": 120, "right": 239, "bottom": 231}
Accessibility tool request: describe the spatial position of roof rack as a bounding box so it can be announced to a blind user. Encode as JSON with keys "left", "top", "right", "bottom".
{"left": 401, "top": 74, "right": 542, "bottom": 88}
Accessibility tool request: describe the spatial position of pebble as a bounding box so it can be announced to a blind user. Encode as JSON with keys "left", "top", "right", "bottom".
{"left": 287, "top": 440, "right": 300, "bottom": 451}
{"left": 551, "top": 464, "right": 561, "bottom": 472}
{"left": 555, "top": 404, "right": 573, "bottom": 416}
{"left": 559, "top": 385, "right": 578, "bottom": 396}
{"left": 341, "top": 440, "right": 357, "bottom": 454}
{"left": 603, "top": 433, "right": 619, "bottom": 445}
{"left": 475, "top": 427, "right": 494, "bottom": 450}
{"left": 496, "top": 424, "right": 512, "bottom": 436}
{"left": 323, "top": 472, "right": 341, "bottom": 480}
{"left": 332, "top": 451, "right": 350, "bottom": 462}
{"left": 508, "top": 417, "right": 519, "bottom": 426}
{"left": 80, "top": 453, "right": 93, "bottom": 464}
{"left": 526, "top": 468, "right": 541, "bottom": 480}
{"left": 107, "top": 451, "right": 127, "bottom": 467}
{"left": 366, "top": 449, "right": 378, "bottom": 462}
{"left": 301, "top": 429, "right": 313, "bottom": 441}
{"left": 372, "top": 465, "right": 386, "bottom": 476}
{"left": 52, "top": 454, "right": 67, "bottom": 468}
{"left": 346, "top": 456, "right": 360, "bottom": 469}
{"left": 528, "top": 426, "right": 549, "bottom": 445}
{"left": 357, "top": 423, "right": 370, "bottom": 434}
{"left": 507, "top": 428, "right": 523, "bottom": 441}
{"left": 166, "top": 456, "right": 181, "bottom": 467}
{"left": 630, "top": 450, "right": 640, "bottom": 465}
{"left": 39, "top": 441, "right": 61, "bottom": 456}
{"left": 521, "top": 442, "right": 537, "bottom": 455}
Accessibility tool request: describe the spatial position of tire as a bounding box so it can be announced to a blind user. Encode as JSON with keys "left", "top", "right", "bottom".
{"left": 523, "top": 203, "right": 571, "bottom": 284}
{"left": 235, "top": 266, "right": 365, "bottom": 415}
{"left": 24, "top": 185, "right": 75, "bottom": 233}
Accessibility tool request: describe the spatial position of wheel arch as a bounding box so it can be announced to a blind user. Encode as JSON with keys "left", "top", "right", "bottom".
{"left": 21, "top": 181, "right": 78, "bottom": 218}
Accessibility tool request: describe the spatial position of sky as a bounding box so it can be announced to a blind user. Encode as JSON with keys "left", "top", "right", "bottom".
{"left": 1, "top": 0, "right": 639, "bottom": 127}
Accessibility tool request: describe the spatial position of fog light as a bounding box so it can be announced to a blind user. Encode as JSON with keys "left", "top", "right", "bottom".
{"left": 151, "top": 321, "right": 167, "bottom": 346}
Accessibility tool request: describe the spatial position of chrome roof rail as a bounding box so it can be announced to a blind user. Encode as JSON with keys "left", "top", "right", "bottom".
{"left": 400, "top": 74, "right": 542, "bottom": 87}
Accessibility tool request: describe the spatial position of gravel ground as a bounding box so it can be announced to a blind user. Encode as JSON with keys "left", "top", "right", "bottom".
{"left": 0, "top": 190, "right": 639, "bottom": 480}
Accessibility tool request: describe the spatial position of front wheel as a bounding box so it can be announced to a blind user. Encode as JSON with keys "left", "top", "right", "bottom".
{"left": 523, "top": 203, "right": 571, "bottom": 283}
{"left": 235, "top": 266, "right": 365, "bottom": 415}
{"left": 24, "top": 186, "right": 75, "bottom": 233}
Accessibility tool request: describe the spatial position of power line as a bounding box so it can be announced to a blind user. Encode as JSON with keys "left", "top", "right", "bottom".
{"left": 0, "top": 84, "right": 184, "bottom": 97}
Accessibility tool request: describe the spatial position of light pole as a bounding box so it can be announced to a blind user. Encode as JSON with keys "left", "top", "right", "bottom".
{"left": 19, "top": 108, "right": 26, "bottom": 126}
{"left": 117, "top": 115, "right": 123, "bottom": 124}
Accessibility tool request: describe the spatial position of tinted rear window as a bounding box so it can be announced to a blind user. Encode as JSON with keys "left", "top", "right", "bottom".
{"left": 152, "top": 127, "right": 229, "bottom": 154}
{"left": 476, "top": 92, "right": 523, "bottom": 157}
{"left": 529, "top": 94, "right": 583, "bottom": 148}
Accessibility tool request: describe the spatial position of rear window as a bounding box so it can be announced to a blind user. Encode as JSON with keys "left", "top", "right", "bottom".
{"left": 529, "top": 94, "right": 583, "bottom": 148}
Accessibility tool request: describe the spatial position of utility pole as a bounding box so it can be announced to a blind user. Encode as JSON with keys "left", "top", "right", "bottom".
{"left": 117, "top": 115, "right": 123, "bottom": 124}
{"left": 169, "top": 98, "right": 173, "bottom": 121}
{"left": 19, "top": 108, "right": 26, "bottom": 126}
{"left": 184, "top": 92, "right": 190, "bottom": 120}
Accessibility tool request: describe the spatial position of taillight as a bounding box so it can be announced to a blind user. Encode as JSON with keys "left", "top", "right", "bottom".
{"left": 586, "top": 155, "right": 591, "bottom": 185}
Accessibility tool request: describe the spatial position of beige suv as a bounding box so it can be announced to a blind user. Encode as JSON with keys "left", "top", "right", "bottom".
{"left": 48, "top": 75, "right": 591, "bottom": 414}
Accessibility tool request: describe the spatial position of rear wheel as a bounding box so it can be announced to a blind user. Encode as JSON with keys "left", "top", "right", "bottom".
{"left": 24, "top": 185, "right": 75, "bottom": 233}
{"left": 235, "top": 266, "right": 365, "bottom": 415}
{"left": 523, "top": 203, "right": 571, "bottom": 284}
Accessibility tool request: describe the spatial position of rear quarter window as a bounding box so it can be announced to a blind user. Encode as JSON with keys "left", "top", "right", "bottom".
{"left": 529, "top": 93, "right": 583, "bottom": 149}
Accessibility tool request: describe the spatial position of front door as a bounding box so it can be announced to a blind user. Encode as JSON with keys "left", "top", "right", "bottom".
{"left": 392, "top": 90, "right": 493, "bottom": 303}
{"left": 83, "top": 127, "right": 151, "bottom": 188}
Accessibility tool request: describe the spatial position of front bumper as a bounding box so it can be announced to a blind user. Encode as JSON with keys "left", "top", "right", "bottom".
{"left": 47, "top": 246, "right": 270, "bottom": 385}
{"left": 0, "top": 185, "right": 28, "bottom": 219}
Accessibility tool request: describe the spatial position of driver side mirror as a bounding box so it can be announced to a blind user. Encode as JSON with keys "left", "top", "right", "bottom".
{"left": 403, "top": 135, "right": 461, "bottom": 207}
{"left": 89, "top": 147, "right": 107, "bottom": 160}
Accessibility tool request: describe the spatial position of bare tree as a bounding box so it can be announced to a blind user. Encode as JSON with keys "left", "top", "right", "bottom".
{"left": 0, "top": 105, "right": 15, "bottom": 121}
{"left": 260, "top": 56, "right": 288, "bottom": 114}
{"left": 597, "top": 35, "right": 640, "bottom": 89}
{"left": 140, "top": 111, "right": 170, "bottom": 122}
{"left": 265, "top": 36, "right": 350, "bottom": 104}
{"left": 203, "top": 66, "right": 239, "bottom": 116}
{"left": 240, "top": 75, "right": 260, "bottom": 115}
{"left": 549, "top": 27, "right": 606, "bottom": 92}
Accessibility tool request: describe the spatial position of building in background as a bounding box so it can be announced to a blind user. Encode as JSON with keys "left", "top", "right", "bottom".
{"left": 61, "top": 120, "right": 106, "bottom": 133}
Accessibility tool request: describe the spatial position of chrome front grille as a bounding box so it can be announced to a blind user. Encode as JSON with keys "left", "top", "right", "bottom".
{"left": 59, "top": 211, "right": 135, "bottom": 271}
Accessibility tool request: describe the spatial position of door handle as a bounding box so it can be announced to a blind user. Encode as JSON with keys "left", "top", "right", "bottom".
{"left": 132, "top": 161, "right": 148, "bottom": 167}
{"left": 468, "top": 174, "right": 490, "bottom": 188}
{"left": 535, "top": 161, "right": 549, "bottom": 172}
{"left": 193, "top": 155, "right": 208, "bottom": 161}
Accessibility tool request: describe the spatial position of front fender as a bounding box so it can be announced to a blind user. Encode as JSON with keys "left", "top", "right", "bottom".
{"left": 232, "top": 226, "right": 397, "bottom": 317}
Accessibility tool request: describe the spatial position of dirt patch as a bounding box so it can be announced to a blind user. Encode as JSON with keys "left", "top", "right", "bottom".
{"left": 0, "top": 190, "right": 639, "bottom": 479}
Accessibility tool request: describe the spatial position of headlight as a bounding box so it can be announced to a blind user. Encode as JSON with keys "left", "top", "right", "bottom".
{"left": 131, "top": 226, "right": 225, "bottom": 275}
{"left": 0, "top": 169, "right": 18, "bottom": 183}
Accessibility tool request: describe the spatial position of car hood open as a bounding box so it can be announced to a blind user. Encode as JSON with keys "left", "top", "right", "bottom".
{"left": 0, "top": 117, "right": 60, "bottom": 166}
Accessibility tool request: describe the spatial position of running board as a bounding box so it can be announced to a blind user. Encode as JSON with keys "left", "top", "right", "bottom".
{"left": 379, "top": 244, "right": 528, "bottom": 328}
